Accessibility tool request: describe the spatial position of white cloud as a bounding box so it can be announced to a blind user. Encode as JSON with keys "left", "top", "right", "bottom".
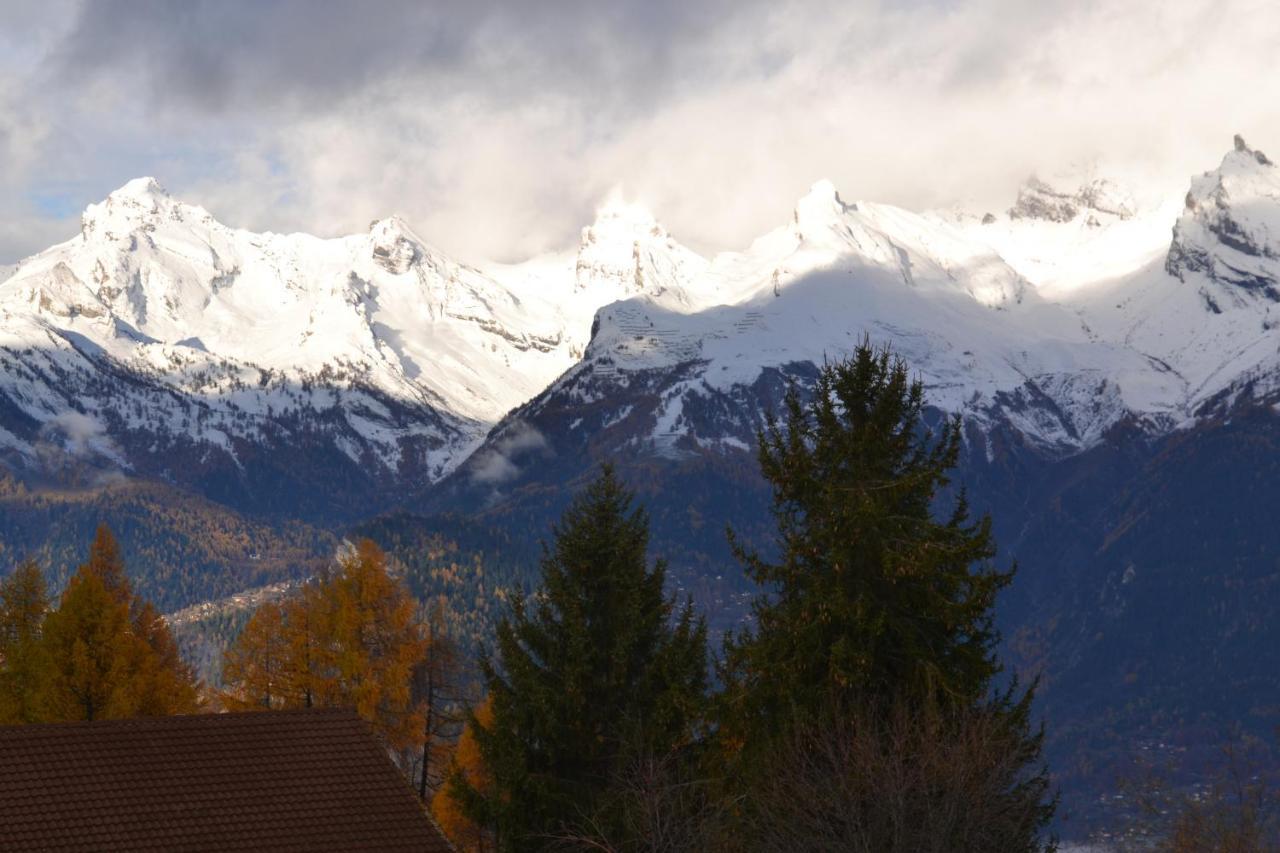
{"left": 2, "top": 0, "right": 1280, "bottom": 263}
{"left": 42, "top": 411, "right": 116, "bottom": 458}
{"left": 470, "top": 421, "right": 551, "bottom": 485}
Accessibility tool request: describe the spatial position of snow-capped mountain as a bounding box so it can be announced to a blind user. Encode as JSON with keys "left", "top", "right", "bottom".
{"left": 456, "top": 138, "right": 1280, "bottom": 489}
{"left": 0, "top": 179, "right": 698, "bottom": 515}
{"left": 5, "top": 137, "right": 1280, "bottom": 516}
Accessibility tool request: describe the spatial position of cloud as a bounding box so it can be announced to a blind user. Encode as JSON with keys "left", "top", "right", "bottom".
{"left": 33, "top": 410, "right": 127, "bottom": 480}
{"left": 470, "top": 421, "right": 551, "bottom": 485}
{"left": 2, "top": 0, "right": 1280, "bottom": 263}
{"left": 41, "top": 411, "right": 117, "bottom": 458}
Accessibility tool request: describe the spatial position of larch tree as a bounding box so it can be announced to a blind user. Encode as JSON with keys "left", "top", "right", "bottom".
{"left": 449, "top": 466, "right": 708, "bottom": 851}
{"left": 82, "top": 524, "right": 130, "bottom": 604}
{"left": 131, "top": 600, "right": 201, "bottom": 716}
{"left": 0, "top": 559, "right": 49, "bottom": 724}
{"left": 326, "top": 539, "right": 427, "bottom": 751}
{"left": 433, "top": 696, "right": 497, "bottom": 853}
{"left": 221, "top": 539, "right": 429, "bottom": 750}
{"left": 37, "top": 525, "right": 202, "bottom": 722}
{"left": 37, "top": 568, "right": 137, "bottom": 721}
{"left": 282, "top": 585, "right": 328, "bottom": 709}
{"left": 221, "top": 600, "right": 290, "bottom": 710}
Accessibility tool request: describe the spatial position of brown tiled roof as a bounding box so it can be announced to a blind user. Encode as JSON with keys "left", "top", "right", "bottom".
{"left": 0, "top": 708, "right": 454, "bottom": 852}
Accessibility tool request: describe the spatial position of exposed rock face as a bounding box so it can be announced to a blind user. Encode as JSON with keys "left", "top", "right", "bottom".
{"left": 369, "top": 217, "right": 423, "bottom": 275}
{"left": 1166, "top": 135, "right": 1280, "bottom": 299}
{"left": 572, "top": 197, "right": 708, "bottom": 299}
{"left": 1009, "top": 176, "right": 1134, "bottom": 223}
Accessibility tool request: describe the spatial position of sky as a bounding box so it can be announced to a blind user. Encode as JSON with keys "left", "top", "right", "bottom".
{"left": 1, "top": 0, "right": 1279, "bottom": 265}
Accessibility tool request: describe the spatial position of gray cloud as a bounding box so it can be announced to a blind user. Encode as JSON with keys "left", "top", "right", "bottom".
{"left": 2, "top": 0, "right": 1280, "bottom": 264}
{"left": 47, "top": 0, "right": 753, "bottom": 116}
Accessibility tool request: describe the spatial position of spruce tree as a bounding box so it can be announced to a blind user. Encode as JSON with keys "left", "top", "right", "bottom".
{"left": 723, "top": 341, "right": 1011, "bottom": 727}
{"left": 719, "top": 341, "right": 1054, "bottom": 849}
{"left": 451, "top": 466, "right": 707, "bottom": 851}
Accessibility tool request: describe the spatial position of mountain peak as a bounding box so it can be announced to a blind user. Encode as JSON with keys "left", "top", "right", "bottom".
{"left": 368, "top": 215, "right": 426, "bottom": 275}
{"left": 81, "top": 177, "right": 191, "bottom": 239}
{"left": 367, "top": 214, "right": 420, "bottom": 240}
{"left": 1008, "top": 174, "right": 1134, "bottom": 223}
{"left": 573, "top": 192, "right": 703, "bottom": 296}
{"left": 1166, "top": 137, "right": 1280, "bottom": 299}
{"left": 793, "top": 179, "right": 850, "bottom": 226}
{"left": 1226, "top": 134, "right": 1274, "bottom": 169}
{"left": 587, "top": 193, "right": 663, "bottom": 239}
{"left": 110, "top": 176, "right": 170, "bottom": 201}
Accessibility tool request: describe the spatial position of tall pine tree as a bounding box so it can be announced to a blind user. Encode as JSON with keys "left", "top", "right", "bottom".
{"left": 451, "top": 466, "right": 707, "bottom": 851}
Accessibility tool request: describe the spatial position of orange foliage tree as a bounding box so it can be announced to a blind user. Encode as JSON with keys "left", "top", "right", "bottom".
{"left": 32, "top": 525, "right": 201, "bottom": 721}
{"left": 221, "top": 600, "right": 290, "bottom": 709}
{"left": 433, "top": 696, "right": 496, "bottom": 853}
{"left": 222, "top": 539, "right": 435, "bottom": 752}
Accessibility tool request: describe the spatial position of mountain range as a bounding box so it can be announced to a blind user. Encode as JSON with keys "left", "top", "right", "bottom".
{"left": 6, "top": 137, "right": 1278, "bottom": 503}
{"left": 5, "top": 135, "right": 1280, "bottom": 833}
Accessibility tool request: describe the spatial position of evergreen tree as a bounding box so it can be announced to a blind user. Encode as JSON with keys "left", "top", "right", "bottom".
{"left": 0, "top": 560, "right": 49, "bottom": 723}
{"left": 723, "top": 341, "right": 1013, "bottom": 731}
{"left": 450, "top": 466, "right": 708, "bottom": 851}
{"left": 719, "top": 341, "right": 1054, "bottom": 849}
